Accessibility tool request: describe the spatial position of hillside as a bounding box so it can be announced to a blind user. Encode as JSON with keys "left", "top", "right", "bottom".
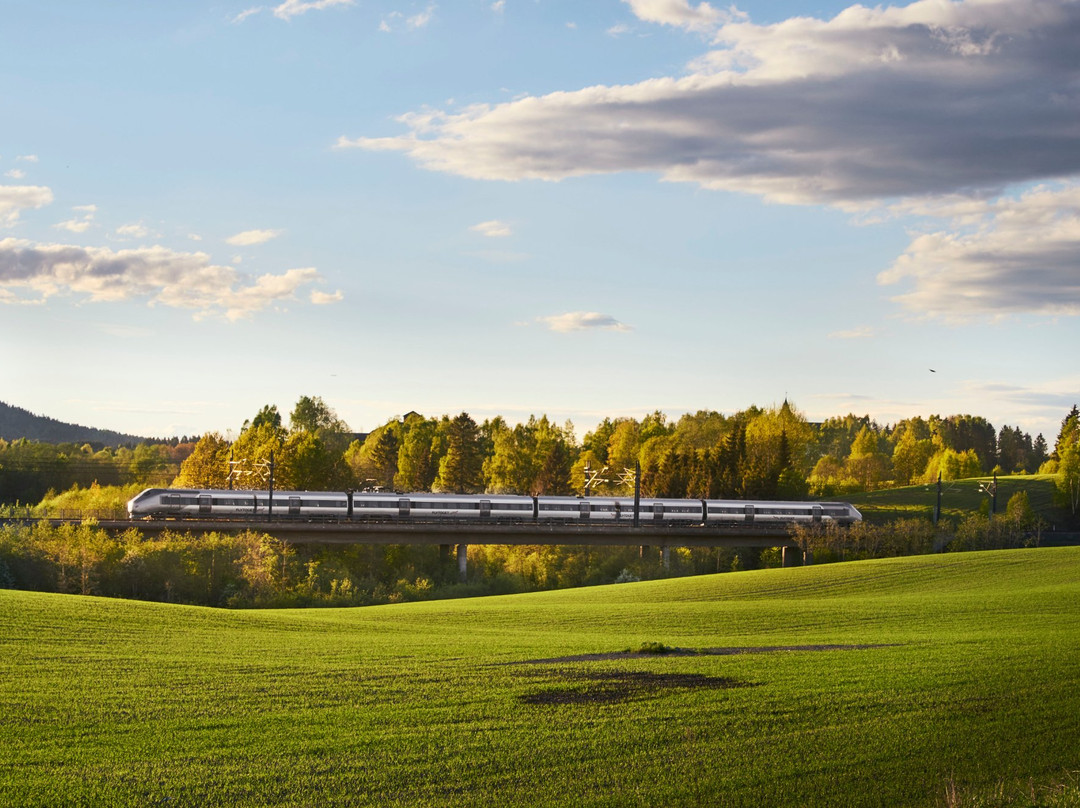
{"left": 0, "top": 400, "right": 151, "bottom": 446}
{"left": 848, "top": 473, "right": 1076, "bottom": 529}
{"left": 2, "top": 548, "right": 1078, "bottom": 807}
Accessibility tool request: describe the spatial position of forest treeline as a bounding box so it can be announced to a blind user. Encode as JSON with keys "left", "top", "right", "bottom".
{"left": 0, "top": 501, "right": 1047, "bottom": 608}
{"left": 3, "top": 396, "right": 1080, "bottom": 515}
{"left": 1, "top": 395, "right": 1075, "bottom": 607}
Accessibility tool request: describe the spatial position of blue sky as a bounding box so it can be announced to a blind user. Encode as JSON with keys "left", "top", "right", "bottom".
{"left": 2, "top": 0, "right": 1078, "bottom": 443}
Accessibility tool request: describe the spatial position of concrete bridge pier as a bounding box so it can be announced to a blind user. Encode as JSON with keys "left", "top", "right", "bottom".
{"left": 803, "top": 549, "right": 814, "bottom": 566}
{"left": 662, "top": 546, "right": 671, "bottom": 570}
{"left": 782, "top": 545, "right": 800, "bottom": 567}
{"left": 457, "top": 543, "right": 468, "bottom": 583}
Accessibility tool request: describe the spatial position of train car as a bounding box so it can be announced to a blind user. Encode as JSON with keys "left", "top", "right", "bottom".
{"left": 127, "top": 488, "right": 350, "bottom": 519}
{"left": 536, "top": 496, "right": 626, "bottom": 520}
{"left": 607, "top": 498, "right": 705, "bottom": 522}
{"left": 389, "top": 493, "right": 536, "bottom": 520}
{"left": 702, "top": 499, "right": 861, "bottom": 525}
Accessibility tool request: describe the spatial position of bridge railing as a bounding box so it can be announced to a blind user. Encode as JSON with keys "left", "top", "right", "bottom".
{"left": 0, "top": 506, "right": 128, "bottom": 522}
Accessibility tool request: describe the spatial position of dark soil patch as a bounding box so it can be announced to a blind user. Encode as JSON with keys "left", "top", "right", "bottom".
{"left": 518, "top": 670, "right": 754, "bottom": 706}
{"left": 518, "top": 644, "right": 896, "bottom": 665}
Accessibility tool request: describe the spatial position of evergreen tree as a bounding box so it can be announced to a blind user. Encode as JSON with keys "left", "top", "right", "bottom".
{"left": 433, "top": 412, "right": 484, "bottom": 493}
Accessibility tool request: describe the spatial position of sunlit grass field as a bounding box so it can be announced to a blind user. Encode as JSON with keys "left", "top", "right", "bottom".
{"left": 3, "top": 547, "right": 1079, "bottom": 806}
{"left": 849, "top": 474, "right": 1070, "bottom": 526}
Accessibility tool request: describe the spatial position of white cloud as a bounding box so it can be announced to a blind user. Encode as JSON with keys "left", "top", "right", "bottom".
{"left": 880, "top": 183, "right": 1080, "bottom": 320}
{"left": 55, "top": 218, "right": 92, "bottom": 234}
{"left": 491, "top": 0, "right": 505, "bottom": 13}
{"left": 623, "top": 0, "right": 732, "bottom": 33}
{"left": 537, "top": 311, "right": 632, "bottom": 332}
{"left": 470, "top": 219, "right": 512, "bottom": 238}
{"left": 5, "top": 169, "right": 25, "bottom": 180}
{"left": 16, "top": 155, "right": 38, "bottom": 163}
{"left": 272, "top": 0, "right": 354, "bottom": 20}
{"left": 607, "top": 23, "right": 631, "bottom": 37}
{"left": 115, "top": 223, "right": 151, "bottom": 240}
{"left": 0, "top": 237, "right": 322, "bottom": 321}
{"left": 407, "top": 4, "right": 435, "bottom": 29}
{"left": 0, "top": 185, "right": 53, "bottom": 226}
{"left": 225, "top": 228, "right": 283, "bottom": 246}
{"left": 310, "top": 289, "right": 344, "bottom": 304}
{"left": 231, "top": 6, "right": 265, "bottom": 23}
{"left": 55, "top": 205, "right": 97, "bottom": 235}
{"left": 339, "top": 0, "right": 1080, "bottom": 206}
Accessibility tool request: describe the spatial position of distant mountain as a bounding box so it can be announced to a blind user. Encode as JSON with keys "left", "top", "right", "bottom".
{"left": 0, "top": 401, "right": 153, "bottom": 447}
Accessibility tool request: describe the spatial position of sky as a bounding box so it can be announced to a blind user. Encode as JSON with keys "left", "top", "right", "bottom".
{"left": 2, "top": 0, "right": 1079, "bottom": 444}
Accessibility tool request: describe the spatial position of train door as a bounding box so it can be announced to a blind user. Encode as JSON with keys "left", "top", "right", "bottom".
{"left": 579, "top": 500, "right": 590, "bottom": 520}
{"left": 398, "top": 498, "right": 410, "bottom": 517}
{"left": 653, "top": 502, "right": 664, "bottom": 521}
{"left": 199, "top": 495, "right": 212, "bottom": 516}
{"left": 744, "top": 503, "right": 755, "bottom": 523}
{"left": 812, "top": 505, "right": 822, "bottom": 524}
{"left": 480, "top": 500, "right": 491, "bottom": 518}
{"left": 289, "top": 497, "right": 301, "bottom": 517}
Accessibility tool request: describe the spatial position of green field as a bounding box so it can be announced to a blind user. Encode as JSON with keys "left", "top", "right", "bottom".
{"left": 849, "top": 474, "right": 1073, "bottom": 527}
{"left": 3, "top": 548, "right": 1079, "bottom": 806}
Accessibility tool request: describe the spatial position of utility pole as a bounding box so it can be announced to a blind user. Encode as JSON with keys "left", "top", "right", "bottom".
{"left": 978, "top": 472, "right": 998, "bottom": 520}
{"left": 255, "top": 451, "right": 276, "bottom": 519}
{"left": 934, "top": 471, "right": 942, "bottom": 526}
{"left": 633, "top": 460, "right": 641, "bottom": 528}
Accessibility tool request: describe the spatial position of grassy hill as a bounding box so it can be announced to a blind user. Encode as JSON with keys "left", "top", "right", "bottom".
{"left": 848, "top": 474, "right": 1075, "bottom": 528}
{"left": 2, "top": 548, "right": 1079, "bottom": 806}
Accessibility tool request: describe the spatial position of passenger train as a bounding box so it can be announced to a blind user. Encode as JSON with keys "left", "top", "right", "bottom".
{"left": 127, "top": 488, "right": 862, "bottom": 526}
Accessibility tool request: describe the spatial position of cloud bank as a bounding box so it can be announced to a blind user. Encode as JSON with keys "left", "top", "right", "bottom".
{"left": 339, "top": 0, "right": 1080, "bottom": 322}
{"left": 340, "top": 0, "right": 1080, "bottom": 206}
{"left": 880, "top": 183, "right": 1080, "bottom": 319}
{"left": 0, "top": 238, "right": 330, "bottom": 320}
{"left": 0, "top": 185, "right": 53, "bottom": 226}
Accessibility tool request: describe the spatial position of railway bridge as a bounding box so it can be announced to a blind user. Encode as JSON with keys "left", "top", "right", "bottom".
{"left": 11, "top": 516, "right": 813, "bottom": 580}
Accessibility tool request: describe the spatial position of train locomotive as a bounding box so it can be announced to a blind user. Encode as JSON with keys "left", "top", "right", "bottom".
{"left": 126, "top": 488, "right": 862, "bottom": 526}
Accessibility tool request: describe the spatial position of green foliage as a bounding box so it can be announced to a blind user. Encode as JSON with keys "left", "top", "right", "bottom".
{"left": 433, "top": 412, "right": 484, "bottom": 493}
{"left": 174, "top": 432, "right": 231, "bottom": 489}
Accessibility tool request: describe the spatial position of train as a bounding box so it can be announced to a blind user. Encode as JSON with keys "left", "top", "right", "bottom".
{"left": 126, "top": 488, "right": 862, "bottom": 526}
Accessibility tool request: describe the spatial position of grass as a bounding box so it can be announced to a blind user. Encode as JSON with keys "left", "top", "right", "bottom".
{"left": 848, "top": 474, "right": 1072, "bottom": 527}
{"left": 2, "top": 547, "right": 1080, "bottom": 806}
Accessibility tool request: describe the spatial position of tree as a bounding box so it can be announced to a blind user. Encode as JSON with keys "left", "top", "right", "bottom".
{"left": 1053, "top": 405, "right": 1080, "bottom": 460}
{"left": 845, "top": 426, "right": 890, "bottom": 491}
{"left": 231, "top": 409, "right": 287, "bottom": 490}
{"left": 484, "top": 420, "right": 537, "bottom": 494}
{"left": 891, "top": 427, "right": 934, "bottom": 486}
{"left": 289, "top": 395, "right": 349, "bottom": 435}
{"left": 394, "top": 416, "right": 440, "bottom": 492}
{"left": 174, "top": 432, "right": 232, "bottom": 489}
{"left": 433, "top": 413, "right": 483, "bottom": 493}
{"left": 1056, "top": 443, "right": 1080, "bottom": 516}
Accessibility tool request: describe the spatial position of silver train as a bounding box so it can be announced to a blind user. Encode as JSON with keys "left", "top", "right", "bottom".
{"left": 127, "top": 488, "right": 862, "bottom": 526}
